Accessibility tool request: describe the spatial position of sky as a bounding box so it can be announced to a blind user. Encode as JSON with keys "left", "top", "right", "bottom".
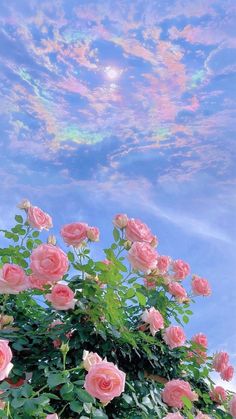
{"left": 0, "top": 0, "right": 236, "bottom": 389}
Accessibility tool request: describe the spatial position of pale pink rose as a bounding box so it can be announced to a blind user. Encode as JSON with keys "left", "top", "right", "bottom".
{"left": 143, "top": 278, "right": 156, "bottom": 289}
{"left": 102, "top": 259, "right": 112, "bottom": 265}
{"left": 229, "top": 394, "right": 236, "bottom": 418}
{"left": 141, "top": 307, "right": 164, "bottom": 336}
{"left": 172, "top": 259, "right": 190, "bottom": 280}
{"left": 28, "top": 275, "right": 49, "bottom": 290}
{"left": 45, "top": 284, "right": 77, "bottom": 310}
{"left": 87, "top": 226, "right": 100, "bottom": 242}
{"left": 0, "top": 264, "right": 29, "bottom": 294}
{"left": 212, "top": 352, "right": 229, "bottom": 373}
{"left": 46, "top": 415, "right": 59, "bottom": 419}
{"left": 210, "top": 386, "right": 227, "bottom": 404}
{"left": 192, "top": 333, "right": 208, "bottom": 349}
{"left": 125, "top": 218, "right": 154, "bottom": 243}
{"left": 163, "top": 414, "right": 183, "bottom": 419}
{"left": 220, "top": 365, "right": 234, "bottom": 381}
{"left": 17, "top": 199, "right": 31, "bottom": 210}
{"left": 168, "top": 282, "right": 188, "bottom": 303}
{"left": 113, "top": 214, "right": 128, "bottom": 229}
{"left": 84, "top": 361, "right": 125, "bottom": 404}
{"left": 0, "top": 340, "right": 13, "bottom": 381}
{"left": 49, "top": 320, "right": 73, "bottom": 348}
{"left": 162, "top": 379, "right": 198, "bottom": 408}
{"left": 83, "top": 350, "right": 103, "bottom": 371}
{"left": 60, "top": 222, "right": 88, "bottom": 247}
{"left": 163, "top": 326, "right": 186, "bottom": 349}
{"left": 128, "top": 242, "right": 158, "bottom": 273}
{"left": 30, "top": 244, "right": 68, "bottom": 282}
{"left": 156, "top": 256, "right": 171, "bottom": 274}
{"left": 195, "top": 413, "right": 211, "bottom": 419}
{"left": 27, "top": 206, "right": 52, "bottom": 231}
{"left": 191, "top": 275, "right": 211, "bottom": 296}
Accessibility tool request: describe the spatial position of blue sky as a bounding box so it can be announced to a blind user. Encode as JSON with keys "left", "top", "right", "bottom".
{"left": 0, "top": 0, "right": 236, "bottom": 389}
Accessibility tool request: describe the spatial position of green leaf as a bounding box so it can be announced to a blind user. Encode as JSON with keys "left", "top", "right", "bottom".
{"left": 68, "top": 251, "right": 75, "bottom": 262}
{"left": 32, "top": 231, "right": 40, "bottom": 237}
{"left": 183, "top": 315, "right": 189, "bottom": 324}
{"left": 113, "top": 228, "right": 120, "bottom": 242}
{"left": 70, "top": 401, "right": 83, "bottom": 413}
{"left": 76, "top": 388, "right": 94, "bottom": 403}
{"left": 182, "top": 396, "right": 192, "bottom": 410}
{"left": 26, "top": 239, "right": 33, "bottom": 250}
{"left": 92, "top": 410, "right": 108, "bottom": 418}
{"left": 136, "top": 291, "right": 147, "bottom": 306}
{"left": 15, "top": 215, "right": 23, "bottom": 224}
{"left": 47, "top": 373, "right": 67, "bottom": 389}
{"left": 125, "top": 288, "right": 136, "bottom": 299}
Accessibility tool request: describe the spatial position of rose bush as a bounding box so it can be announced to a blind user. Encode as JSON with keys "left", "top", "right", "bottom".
{"left": 0, "top": 202, "right": 234, "bottom": 418}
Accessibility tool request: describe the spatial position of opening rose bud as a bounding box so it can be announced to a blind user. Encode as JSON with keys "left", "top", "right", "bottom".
{"left": 113, "top": 214, "right": 128, "bottom": 229}
{"left": 83, "top": 350, "right": 103, "bottom": 371}
{"left": 27, "top": 205, "right": 53, "bottom": 231}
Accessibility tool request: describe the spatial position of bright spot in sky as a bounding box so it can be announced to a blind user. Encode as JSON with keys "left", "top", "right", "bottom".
{"left": 104, "top": 66, "right": 122, "bottom": 80}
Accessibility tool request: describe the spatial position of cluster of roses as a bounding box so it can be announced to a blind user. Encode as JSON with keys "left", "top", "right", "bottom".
{"left": 0, "top": 202, "right": 236, "bottom": 418}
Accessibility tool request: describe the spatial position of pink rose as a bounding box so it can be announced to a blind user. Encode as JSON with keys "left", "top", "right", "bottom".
{"left": 192, "top": 333, "right": 208, "bottom": 349}
{"left": 195, "top": 413, "right": 211, "bottom": 419}
{"left": 45, "top": 284, "right": 77, "bottom": 310}
{"left": 30, "top": 244, "right": 68, "bottom": 282}
{"left": 150, "top": 235, "right": 158, "bottom": 248}
{"left": 212, "top": 352, "right": 229, "bottom": 373}
{"left": 113, "top": 214, "right": 128, "bottom": 229}
{"left": 162, "top": 379, "right": 198, "bottom": 408}
{"left": 125, "top": 218, "right": 154, "bottom": 243}
{"left": 87, "top": 226, "right": 100, "bottom": 242}
{"left": 230, "top": 395, "right": 236, "bottom": 418}
{"left": 172, "top": 259, "right": 190, "bottom": 280}
{"left": 220, "top": 365, "right": 234, "bottom": 381}
{"left": 49, "top": 320, "right": 73, "bottom": 348}
{"left": 164, "top": 414, "right": 184, "bottom": 419}
{"left": 191, "top": 275, "right": 211, "bottom": 296}
{"left": 163, "top": 326, "right": 186, "bottom": 349}
{"left": 141, "top": 307, "right": 164, "bottom": 336}
{"left": 102, "top": 259, "right": 112, "bottom": 266}
{"left": 28, "top": 275, "right": 48, "bottom": 290}
{"left": 0, "top": 264, "right": 29, "bottom": 294}
{"left": 156, "top": 256, "right": 171, "bottom": 274}
{"left": 84, "top": 361, "right": 125, "bottom": 404}
{"left": 168, "top": 282, "right": 188, "bottom": 303}
{"left": 46, "top": 415, "right": 59, "bottom": 419}
{"left": 210, "top": 386, "right": 227, "bottom": 404}
{"left": 0, "top": 340, "right": 13, "bottom": 381}
{"left": 128, "top": 242, "right": 158, "bottom": 273}
{"left": 27, "top": 206, "right": 52, "bottom": 231}
{"left": 143, "top": 278, "right": 156, "bottom": 289}
{"left": 83, "top": 350, "right": 103, "bottom": 371}
{"left": 60, "top": 222, "right": 88, "bottom": 247}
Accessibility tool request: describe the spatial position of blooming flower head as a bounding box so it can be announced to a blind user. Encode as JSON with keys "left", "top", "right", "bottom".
{"left": 229, "top": 394, "right": 236, "bottom": 418}
{"left": 156, "top": 255, "right": 171, "bottom": 274}
{"left": 172, "top": 259, "right": 190, "bottom": 280}
{"left": 164, "top": 413, "right": 183, "bottom": 419}
{"left": 162, "top": 379, "right": 198, "bottom": 408}
{"left": 60, "top": 222, "right": 88, "bottom": 247}
{"left": 30, "top": 244, "right": 68, "bottom": 283}
{"left": 168, "top": 282, "right": 188, "bottom": 303}
{"left": 220, "top": 365, "right": 234, "bottom": 381}
{"left": 0, "top": 340, "right": 13, "bottom": 381}
{"left": 128, "top": 242, "right": 158, "bottom": 273}
{"left": 0, "top": 264, "right": 29, "bottom": 294}
{"left": 87, "top": 226, "right": 100, "bottom": 242}
{"left": 191, "top": 275, "right": 211, "bottom": 296}
{"left": 113, "top": 214, "right": 128, "bottom": 229}
{"left": 212, "top": 351, "right": 229, "bottom": 372}
{"left": 163, "top": 326, "right": 186, "bottom": 349}
{"left": 125, "top": 218, "right": 154, "bottom": 243}
{"left": 210, "top": 386, "right": 227, "bottom": 404}
{"left": 27, "top": 205, "right": 52, "bottom": 231}
{"left": 141, "top": 307, "right": 164, "bottom": 336}
{"left": 45, "top": 284, "right": 77, "bottom": 311}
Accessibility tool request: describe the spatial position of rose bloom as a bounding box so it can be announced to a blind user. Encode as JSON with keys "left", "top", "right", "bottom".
{"left": 168, "top": 282, "right": 188, "bottom": 303}
{"left": 113, "top": 214, "right": 128, "bottom": 229}
{"left": 128, "top": 242, "right": 158, "bottom": 273}
{"left": 192, "top": 333, "right": 208, "bottom": 349}
{"left": 212, "top": 352, "right": 229, "bottom": 372}
{"left": 60, "top": 222, "right": 88, "bottom": 247}
{"left": 164, "top": 414, "right": 184, "bottom": 419}
{"left": 210, "top": 386, "right": 227, "bottom": 404}
{"left": 220, "top": 365, "right": 234, "bottom": 381}
{"left": 162, "top": 379, "right": 198, "bottom": 408}
{"left": 49, "top": 320, "right": 73, "bottom": 348}
{"left": 0, "top": 264, "right": 29, "bottom": 294}
{"left": 163, "top": 326, "right": 186, "bottom": 349}
{"left": 172, "top": 259, "right": 190, "bottom": 280}
{"left": 45, "top": 284, "right": 77, "bottom": 311}
{"left": 156, "top": 255, "right": 171, "bottom": 274}
{"left": 125, "top": 218, "right": 154, "bottom": 243}
{"left": 102, "top": 259, "right": 112, "bottom": 266}
{"left": 84, "top": 361, "right": 125, "bottom": 404}
{"left": 143, "top": 278, "right": 156, "bottom": 289}
{"left": 150, "top": 235, "right": 158, "bottom": 248}
{"left": 195, "top": 413, "right": 211, "bottom": 419}
{"left": 87, "top": 226, "right": 100, "bottom": 242}
{"left": 30, "top": 244, "right": 68, "bottom": 282}
{"left": 191, "top": 275, "right": 211, "bottom": 296}
{"left": 27, "top": 205, "right": 52, "bottom": 231}
{"left": 0, "top": 340, "right": 13, "bottom": 381}
{"left": 141, "top": 307, "right": 164, "bottom": 336}
{"left": 83, "top": 350, "right": 103, "bottom": 371}
{"left": 230, "top": 394, "right": 236, "bottom": 418}
{"left": 46, "top": 415, "right": 59, "bottom": 419}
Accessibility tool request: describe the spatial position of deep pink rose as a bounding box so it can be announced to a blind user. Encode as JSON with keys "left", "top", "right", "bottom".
{"left": 192, "top": 333, "right": 208, "bottom": 349}
{"left": 128, "top": 242, "right": 158, "bottom": 273}
{"left": 210, "top": 386, "right": 227, "bottom": 404}
{"left": 143, "top": 278, "right": 156, "bottom": 289}
{"left": 172, "top": 259, "right": 190, "bottom": 280}
{"left": 113, "top": 214, "right": 128, "bottom": 229}
{"left": 125, "top": 218, "right": 154, "bottom": 243}
{"left": 220, "top": 365, "right": 234, "bottom": 381}
{"left": 212, "top": 352, "right": 229, "bottom": 372}
{"left": 84, "top": 361, "right": 125, "bottom": 404}
{"left": 168, "top": 282, "right": 188, "bottom": 303}
{"left": 60, "top": 222, "right": 88, "bottom": 247}
{"left": 230, "top": 395, "right": 236, "bottom": 418}
{"left": 162, "top": 379, "right": 198, "bottom": 408}
{"left": 141, "top": 307, "right": 164, "bottom": 336}
{"left": 191, "top": 275, "right": 211, "bottom": 296}
{"left": 87, "top": 226, "right": 100, "bottom": 242}
{"left": 27, "top": 206, "right": 52, "bottom": 231}
{"left": 156, "top": 255, "right": 171, "bottom": 274}
{"left": 30, "top": 244, "right": 68, "bottom": 282}
{"left": 46, "top": 415, "right": 59, "bottom": 419}
{"left": 0, "top": 340, "right": 13, "bottom": 381}
{"left": 0, "top": 264, "right": 29, "bottom": 294}
{"left": 49, "top": 320, "right": 73, "bottom": 348}
{"left": 45, "top": 284, "right": 77, "bottom": 310}
{"left": 163, "top": 326, "right": 186, "bottom": 349}
{"left": 83, "top": 350, "right": 103, "bottom": 371}
{"left": 164, "top": 414, "right": 184, "bottom": 419}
